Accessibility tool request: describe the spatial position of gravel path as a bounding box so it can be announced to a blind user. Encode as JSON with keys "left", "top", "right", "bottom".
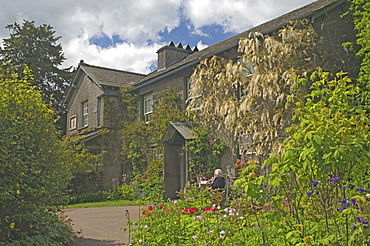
{"left": 64, "top": 206, "right": 140, "bottom": 246}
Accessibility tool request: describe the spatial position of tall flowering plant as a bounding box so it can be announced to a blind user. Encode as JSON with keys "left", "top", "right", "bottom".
{"left": 262, "top": 71, "right": 370, "bottom": 244}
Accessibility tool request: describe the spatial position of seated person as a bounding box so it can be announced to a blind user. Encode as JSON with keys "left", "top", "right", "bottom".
{"left": 207, "top": 169, "right": 225, "bottom": 190}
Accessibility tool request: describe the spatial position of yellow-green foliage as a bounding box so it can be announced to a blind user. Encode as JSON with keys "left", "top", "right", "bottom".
{"left": 0, "top": 67, "right": 73, "bottom": 244}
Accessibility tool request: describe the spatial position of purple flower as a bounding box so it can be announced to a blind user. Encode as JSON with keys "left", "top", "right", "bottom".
{"left": 306, "top": 191, "right": 313, "bottom": 196}
{"left": 356, "top": 217, "right": 362, "bottom": 223}
{"left": 352, "top": 225, "right": 357, "bottom": 230}
{"left": 312, "top": 181, "right": 319, "bottom": 187}
{"left": 351, "top": 199, "right": 357, "bottom": 205}
{"left": 348, "top": 184, "right": 355, "bottom": 189}
{"left": 340, "top": 198, "right": 348, "bottom": 205}
{"left": 315, "top": 190, "right": 319, "bottom": 195}
{"left": 366, "top": 242, "right": 370, "bottom": 246}
{"left": 358, "top": 187, "right": 365, "bottom": 193}
{"left": 331, "top": 177, "right": 339, "bottom": 183}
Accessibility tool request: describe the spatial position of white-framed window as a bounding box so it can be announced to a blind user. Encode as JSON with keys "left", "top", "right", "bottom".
{"left": 82, "top": 101, "right": 88, "bottom": 127}
{"left": 143, "top": 94, "right": 153, "bottom": 123}
{"left": 69, "top": 115, "right": 77, "bottom": 130}
{"left": 186, "top": 78, "right": 201, "bottom": 110}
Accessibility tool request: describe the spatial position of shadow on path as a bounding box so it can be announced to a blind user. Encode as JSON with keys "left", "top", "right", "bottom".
{"left": 69, "top": 238, "right": 122, "bottom": 246}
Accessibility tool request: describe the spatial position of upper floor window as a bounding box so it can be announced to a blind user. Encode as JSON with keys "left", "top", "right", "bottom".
{"left": 143, "top": 94, "right": 153, "bottom": 123}
{"left": 186, "top": 78, "right": 201, "bottom": 110}
{"left": 82, "top": 101, "right": 88, "bottom": 127}
{"left": 237, "top": 60, "right": 254, "bottom": 99}
{"left": 69, "top": 115, "right": 77, "bottom": 130}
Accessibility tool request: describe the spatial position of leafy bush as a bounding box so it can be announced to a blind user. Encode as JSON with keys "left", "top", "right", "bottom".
{"left": 0, "top": 68, "right": 73, "bottom": 244}
{"left": 67, "top": 191, "right": 110, "bottom": 204}
{"left": 139, "top": 159, "right": 164, "bottom": 202}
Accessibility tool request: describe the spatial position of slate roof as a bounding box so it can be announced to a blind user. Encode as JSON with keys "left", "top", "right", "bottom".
{"left": 134, "top": 0, "right": 345, "bottom": 88}
{"left": 79, "top": 62, "right": 146, "bottom": 88}
{"left": 64, "top": 61, "right": 146, "bottom": 104}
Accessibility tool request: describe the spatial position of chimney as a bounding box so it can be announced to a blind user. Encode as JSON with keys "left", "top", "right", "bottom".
{"left": 157, "top": 41, "right": 198, "bottom": 70}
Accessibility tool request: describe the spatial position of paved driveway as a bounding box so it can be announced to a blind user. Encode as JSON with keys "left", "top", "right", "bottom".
{"left": 64, "top": 206, "right": 140, "bottom": 246}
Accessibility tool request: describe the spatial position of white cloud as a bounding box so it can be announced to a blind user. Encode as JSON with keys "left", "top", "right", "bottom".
{"left": 0, "top": 0, "right": 316, "bottom": 73}
{"left": 64, "top": 34, "right": 162, "bottom": 74}
{"left": 182, "top": 0, "right": 316, "bottom": 33}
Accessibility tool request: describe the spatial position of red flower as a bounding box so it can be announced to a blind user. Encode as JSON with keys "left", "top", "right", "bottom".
{"left": 165, "top": 208, "right": 171, "bottom": 213}
{"left": 141, "top": 211, "right": 151, "bottom": 216}
{"left": 202, "top": 207, "right": 214, "bottom": 212}
{"left": 180, "top": 207, "right": 197, "bottom": 214}
{"left": 147, "top": 206, "right": 153, "bottom": 211}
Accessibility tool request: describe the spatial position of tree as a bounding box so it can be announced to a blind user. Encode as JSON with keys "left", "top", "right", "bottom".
{"left": 0, "top": 66, "right": 73, "bottom": 244}
{"left": 0, "top": 20, "right": 73, "bottom": 133}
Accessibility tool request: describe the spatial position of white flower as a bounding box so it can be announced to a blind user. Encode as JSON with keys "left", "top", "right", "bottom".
{"left": 193, "top": 215, "right": 203, "bottom": 220}
{"left": 220, "top": 230, "right": 225, "bottom": 234}
{"left": 192, "top": 235, "right": 199, "bottom": 239}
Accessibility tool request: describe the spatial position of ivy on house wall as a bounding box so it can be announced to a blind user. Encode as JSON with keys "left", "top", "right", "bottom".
{"left": 350, "top": 0, "right": 370, "bottom": 110}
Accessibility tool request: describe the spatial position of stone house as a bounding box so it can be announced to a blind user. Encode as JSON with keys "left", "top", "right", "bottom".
{"left": 63, "top": 62, "right": 145, "bottom": 191}
{"left": 64, "top": 0, "right": 357, "bottom": 197}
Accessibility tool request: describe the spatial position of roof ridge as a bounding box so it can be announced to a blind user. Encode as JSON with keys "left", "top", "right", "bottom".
{"left": 81, "top": 62, "right": 147, "bottom": 76}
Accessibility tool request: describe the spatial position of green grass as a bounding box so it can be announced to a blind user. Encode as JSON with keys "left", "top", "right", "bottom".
{"left": 62, "top": 199, "right": 141, "bottom": 208}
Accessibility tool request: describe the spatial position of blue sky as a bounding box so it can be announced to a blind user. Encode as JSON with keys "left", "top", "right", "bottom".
{"left": 0, "top": 0, "right": 316, "bottom": 74}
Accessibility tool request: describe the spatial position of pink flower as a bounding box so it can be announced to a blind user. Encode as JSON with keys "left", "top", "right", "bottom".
{"left": 147, "top": 206, "right": 153, "bottom": 211}
{"left": 189, "top": 207, "right": 197, "bottom": 213}
{"left": 165, "top": 208, "right": 171, "bottom": 213}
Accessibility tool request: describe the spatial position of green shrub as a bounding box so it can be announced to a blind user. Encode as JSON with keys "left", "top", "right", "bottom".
{"left": 68, "top": 191, "right": 110, "bottom": 204}
{"left": 0, "top": 68, "right": 73, "bottom": 244}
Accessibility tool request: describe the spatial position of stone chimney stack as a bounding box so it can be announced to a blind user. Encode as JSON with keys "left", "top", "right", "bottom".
{"left": 157, "top": 41, "right": 198, "bottom": 70}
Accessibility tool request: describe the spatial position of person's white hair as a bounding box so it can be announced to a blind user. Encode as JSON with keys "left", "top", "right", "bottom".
{"left": 214, "top": 169, "right": 223, "bottom": 177}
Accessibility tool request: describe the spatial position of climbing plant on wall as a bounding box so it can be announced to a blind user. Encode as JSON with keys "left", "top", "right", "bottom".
{"left": 188, "top": 17, "right": 358, "bottom": 158}
{"left": 186, "top": 128, "right": 227, "bottom": 181}
{"left": 350, "top": 0, "right": 370, "bottom": 111}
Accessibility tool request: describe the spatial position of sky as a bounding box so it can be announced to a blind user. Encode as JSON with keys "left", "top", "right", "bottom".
{"left": 0, "top": 0, "right": 316, "bottom": 74}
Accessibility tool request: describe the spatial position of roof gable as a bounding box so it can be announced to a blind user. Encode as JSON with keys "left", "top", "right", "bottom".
{"left": 64, "top": 61, "right": 146, "bottom": 105}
